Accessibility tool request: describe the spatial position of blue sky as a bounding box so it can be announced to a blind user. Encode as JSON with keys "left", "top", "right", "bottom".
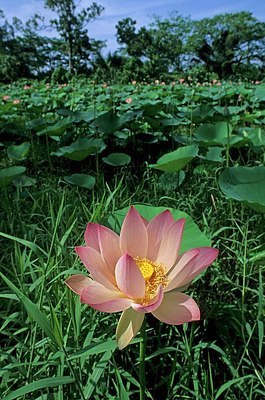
{"left": 1, "top": 0, "right": 265, "bottom": 52}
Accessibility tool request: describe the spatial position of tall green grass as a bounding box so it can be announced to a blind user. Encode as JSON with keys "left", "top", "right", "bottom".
{"left": 1, "top": 167, "right": 264, "bottom": 399}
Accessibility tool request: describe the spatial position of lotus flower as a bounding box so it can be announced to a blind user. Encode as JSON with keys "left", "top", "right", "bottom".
{"left": 65, "top": 207, "right": 218, "bottom": 349}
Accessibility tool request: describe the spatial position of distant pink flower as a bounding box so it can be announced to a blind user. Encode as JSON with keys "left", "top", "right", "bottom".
{"left": 23, "top": 85, "right": 32, "bottom": 90}
{"left": 2, "top": 95, "right": 10, "bottom": 101}
{"left": 132, "top": 80, "right": 137, "bottom": 85}
{"left": 13, "top": 99, "right": 20, "bottom": 104}
{"left": 65, "top": 207, "right": 218, "bottom": 349}
{"left": 179, "top": 78, "right": 185, "bottom": 84}
{"left": 102, "top": 83, "right": 108, "bottom": 88}
{"left": 125, "top": 97, "right": 133, "bottom": 104}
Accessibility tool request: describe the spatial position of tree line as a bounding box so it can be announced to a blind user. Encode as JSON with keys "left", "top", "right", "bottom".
{"left": 0, "top": 0, "right": 265, "bottom": 83}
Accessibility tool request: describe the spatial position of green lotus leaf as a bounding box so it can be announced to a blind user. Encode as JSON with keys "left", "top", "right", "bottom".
{"left": 52, "top": 138, "right": 106, "bottom": 161}
{"left": 102, "top": 153, "right": 131, "bottom": 166}
{"left": 64, "top": 174, "right": 95, "bottom": 189}
{"left": 0, "top": 166, "right": 26, "bottom": 188}
{"left": 219, "top": 167, "right": 265, "bottom": 213}
{"left": 150, "top": 145, "right": 198, "bottom": 172}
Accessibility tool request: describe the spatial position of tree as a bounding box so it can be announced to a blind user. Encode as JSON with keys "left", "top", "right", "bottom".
{"left": 116, "top": 14, "right": 192, "bottom": 79}
{"left": 0, "top": 11, "right": 50, "bottom": 81}
{"left": 116, "top": 18, "right": 152, "bottom": 58}
{"left": 90, "top": 51, "right": 125, "bottom": 82}
{"left": 187, "top": 12, "right": 265, "bottom": 79}
{"left": 147, "top": 13, "right": 192, "bottom": 74}
{"left": 44, "top": 0, "right": 104, "bottom": 74}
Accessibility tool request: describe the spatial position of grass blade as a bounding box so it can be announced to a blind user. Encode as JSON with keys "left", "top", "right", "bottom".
{"left": 0, "top": 272, "right": 62, "bottom": 348}
{"left": 2, "top": 376, "right": 75, "bottom": 400}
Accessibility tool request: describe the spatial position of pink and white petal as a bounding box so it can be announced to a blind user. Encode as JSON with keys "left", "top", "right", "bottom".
{"left": 97, "top": 225, "right": 122, "bottom": 274}
{"left": 165, "top": 249, "right": 199, "bottom": 291}
{"left": 115, "top": 254, "right": 145, "bottom": 299}
{"left": 140, "top": 215, "right": 149, "bottom": 227}
{"left": 132, "top": 285, "right": 164, "bottom": 313}
{"left": 75, "top": 246, "right": 116, "bottom": 289}
{"left": 65, "top": 274, "right": 92, "bottom": 295}
{"left": 116, "top": 307, "right": 145, "bottom": 349}
{"left": 156, "top": 218, "right": 186, "bottom": 270}
{"left": 81, "top": 282, "right": 131, "bottom": 313}
{"left": 84, "top": 223, "right": 101, "bottom": 251}
{"left": 152, "top": 292, "right": 200, "bottom": 325}
{"left": 179, "top": 247, "right": 219, "bottom": 286}
{"left": 120, "top": 206, "right": 148, "bottom": 258}
{"left": 147, "top": 210, "right": 174, "bottom": 260}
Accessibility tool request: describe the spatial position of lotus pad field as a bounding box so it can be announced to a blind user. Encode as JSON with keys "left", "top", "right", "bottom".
{"left": 1, "top": 79, "right": 265, "bottom": 400}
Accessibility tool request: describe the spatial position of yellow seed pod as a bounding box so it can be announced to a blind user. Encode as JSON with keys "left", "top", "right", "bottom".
{"left": 136, "top": 260, "right": 154, "bottom": 280}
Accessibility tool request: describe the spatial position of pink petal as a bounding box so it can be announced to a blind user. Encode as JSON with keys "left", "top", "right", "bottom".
{"left": 132, "top": 285, "right": 164, "bottom": 313}
{"left": 75, "top": 246, "right": 116, "bottom": 289}
{"left": 84, "top": 223, "right": 101, "bottom": 251}
{"left": 179, "top": 247, "right": 219, "bottom": 286}
{"left": 140, "top": 214, "right": 149, "bottom": 227}
{"left": 85, "top": 224, "right": 121, "bottom": 274}
{"left": 93, "top": 224, "right": 121, "bottom": 274}
{"left": 120, "top": 206, "right": 148, "bottom": 258}
{"left": 156, "top": 218, "right": 186, "bottom": 270}
{"left": 146, "top": 210, "right": 174, "bottom": 260}
{"left": 165, "top": 249, "right": 199, "bottom": 291}
{"left": 152, "top": 292, "right": 200, "bottom": 325}
{"left": 116, "top": 308, "right": 145, "bottom": 349}
{"left": 115, "top": 254, "right": 145, "bottom": 299}
{"left": 65, "top": 274, "right": 92, "bottom": 295}
{"left": 81, "top": 282, "right": 131, "bottom": 313}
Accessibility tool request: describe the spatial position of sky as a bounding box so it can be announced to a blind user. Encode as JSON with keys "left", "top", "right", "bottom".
{"left": 1, "top": 0, "right": 265, "bottom": 52}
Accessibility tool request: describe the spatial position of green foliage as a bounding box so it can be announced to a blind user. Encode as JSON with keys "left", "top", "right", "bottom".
{"left": 0, "top": 166, "right": 26, "bottom": 187}
{"left": 0, "top": 78, "right": 264, "bottom": 398}
{"left": 0, "top": 7, "right": 264, "bottom": 82}
{"left": 188, "top": 12, "right": 265, "bottom": 79}
{"left": 0, "top": 11, "right": 53, "bottom": 81}
{"left": 1, "top": 150, "right": 264, "bottom": 398}
{"left": 44, "top": 0, "right": 104, "bottom": 74}
{"left": 219, "top": 166, "right": 265, "bottom": 212}
{"left": 91, "top": 51, "right": 125, "bottom": 83}
{"left": 7, "top": 142, "right": 30, "bottom": 161}
{"left": 51, "top": 66, "right": 71, "bottom": 84}
{"left": 102, "top": 153, "right": 131, "bottom": 166}
{"left": 116, "top": 13, "right": 191, "bottom": 79}
{"left": 64, "top": 173, "right": 96, "bottom": 188}
{"left": 115, "top": 11, "right": 265, "bottom": 82}
{"left": 196, "top": 122, "right": 234, "bottom": 146}
{"left": 150, "top": 145, "right": 198, "bottom": 172}
{"left": 52, "top": 138, "right": 106, "bottom": 161}
{"left": 0, "top": 271, "right": 63, "bottom": 348}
